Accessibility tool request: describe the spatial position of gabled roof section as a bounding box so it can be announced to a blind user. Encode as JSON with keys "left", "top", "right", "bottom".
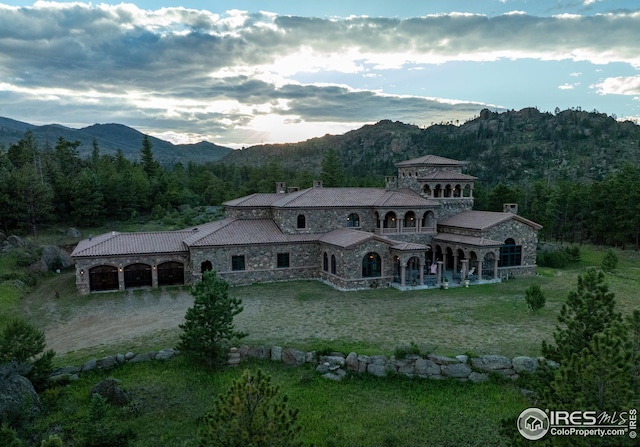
{"left": 432, "top": 233, "right": 503, "bottom": 247}
{"left": 185, "top": 219, "right": 318, "bottom": 247}
{"left": 223, "top": 193, "right": 285, "bottom": 207}
{"left": 71, "top": 229, "right": 191, "bottom": 257}
{"left": 391, "top": 241, "right": 430, "bottom": 251}
{"left": 438, "top": 211, "right": 543, "bottom": 231}
{"left": 244, "top": 187, "right": 438, "bottom": 209}
{"left": 318, "top": 228, "right": 399, "bottom": 249}
{"left": 395, "top": 154, "right": 467, "bottom": 167}
{"left": 418, "top": 171, "right": 477, "bottom": 181}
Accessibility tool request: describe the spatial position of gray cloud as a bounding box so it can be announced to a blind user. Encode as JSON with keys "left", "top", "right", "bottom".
{"left": 0, "top": 3, "right": 637, "bottom": 146}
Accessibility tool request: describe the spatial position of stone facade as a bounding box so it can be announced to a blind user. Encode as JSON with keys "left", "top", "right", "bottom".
{"left": 71, "top": 154, "right": 542, "bottom": 294}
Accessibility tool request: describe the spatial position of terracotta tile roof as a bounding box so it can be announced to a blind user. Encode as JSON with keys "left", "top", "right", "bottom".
{"left": 391, "top": 241, "right": 430, "bottom": 251}
{"left": 432, "top": 233, "right": 503, "bottom": 247}
{"left": 318, "top": 228, "right": 374, "bottom": 248}
{"left": 438, "top": 211, "right": 543, "bottom": 231}
{"left": 244, "top": 187, "right": 438, "bottom": 209}
{"left": 396, "top": 154, "right": 466, "bottom": 167}
{"left": 418, "top": 172, "right": 477, "bottom": 181}
{"left": 186, "top": 219, "right": 319, "bottom": 247}
{"left": 223, "top": 193, "right": 285, "bottom": 207}
{"left": 71, "top": 230, "right": 190, "bottom": 257}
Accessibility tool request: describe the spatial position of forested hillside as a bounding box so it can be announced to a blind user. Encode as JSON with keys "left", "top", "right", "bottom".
{"left": 1, "top": 107, "right": 639, "bottom": 249}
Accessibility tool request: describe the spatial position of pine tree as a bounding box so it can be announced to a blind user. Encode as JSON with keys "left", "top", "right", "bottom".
{"left": 140, "top": 135, "right": 158, "bottom": 178}
{"left": 177, "top": 271, "right": 246, "bottom": 366}
{"left": 320, "top": 148, "right": 345, "bottom": 187}
{"left": 542, "top": 268, "right": 622, "bottom": 363}
{"left": 524, "top": 284, "right": 546, "bottom": 311}
{"left": 199, "top": 369, "right": 302, "bottom": 447}
{"left": 601, "top": 249, "right": 618, "bottom": 273}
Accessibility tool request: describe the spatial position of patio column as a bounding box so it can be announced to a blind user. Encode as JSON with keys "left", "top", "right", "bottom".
{"left": 460, "top": 259, "right": 468, "bottom": 283}
{"left": 419, "top": 259, "right": 424, "bottom": 285}
{"left": 400, "top": 264, "right": 406, "bottom": 286}
{"left": 494, "top": 258, "right": 499, "bottom": 279}
{"left": 152, "top": 265, "right": 158, "bottom": 288}
{"left": 118, "top": 266, "right": 125, "bottom": 291}
{"left": 437, "top": 261, "right": 443, "bottom": 285}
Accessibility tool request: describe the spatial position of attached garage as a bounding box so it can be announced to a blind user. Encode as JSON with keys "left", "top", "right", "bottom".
{"left": 89, "top": 265, "right": 118, "bottom": 292}
{"left": 158, "top": 261, "right": 185, "bottom": 286}
{"left": 124, "top": 263, "right": 152, "bottom": 288}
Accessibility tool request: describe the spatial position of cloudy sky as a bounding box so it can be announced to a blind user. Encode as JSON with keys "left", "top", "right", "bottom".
{"left": 0, "top": 1, "right": 639, "bottom": 148}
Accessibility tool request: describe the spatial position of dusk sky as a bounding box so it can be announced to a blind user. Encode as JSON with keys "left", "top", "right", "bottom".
{"left": 1, "top": 1, "right": 639, "bottom": 148}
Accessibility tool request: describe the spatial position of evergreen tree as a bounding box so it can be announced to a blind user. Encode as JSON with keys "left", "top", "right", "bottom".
{"left": 542, "top": 268, "right": 622, "bottom": 364}
{"left": 177, "top": 271, "right": 247, "bottom": 366}
{"left": 601, "top": 249, "right": 619, "bottom": 273}
{"left": 320, "top": 148, "right": 345, "bottom": 187}
{"left": 199, "top": 369, "right": 302, "bottom": 447}
{"left": 524, "top": 284, "right": 546, "bottom": 311}
{"left": 140, "top": 135, "right": 158, "bottom": 178}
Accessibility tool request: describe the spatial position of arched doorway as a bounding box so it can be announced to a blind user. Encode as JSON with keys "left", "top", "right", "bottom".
{"left": 407, "top": 256, "right": 421, "bottom": 285}
{"left": 362, "top": 252, "right": 382, "bottom": 278}
{"left": 89, "top": 265, "right": 118, "bottom": 292}
{"left": 124, "top": 263, "right": 152, "bottom": 288}
{"left": 158, "top": 261, "right": 184, "bottom": 286}
{"left": 201, "top": 260, "right": 212, "bottom": 273}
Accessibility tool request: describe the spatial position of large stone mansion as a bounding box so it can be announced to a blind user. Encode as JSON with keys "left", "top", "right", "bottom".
{"left": 71, "top": 154, "right": 542, "bottom": 294}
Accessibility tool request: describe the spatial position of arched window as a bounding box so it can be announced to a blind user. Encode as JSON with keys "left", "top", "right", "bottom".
{"left": 347, "top": 213, "right": 360, "bottom": 227}
{"left": 404, "top": 211, "right": 416, "bottom": 228}
{"left": 362, "top": 252, "right": 381, "bottom": 278}
{"left": 500, "top": 238, "right": 522, "bottom": 267}
{"left": 331, "top": 255, "right": 337, "bottom": 274}
{"left": 158, "top": 261, "right": 184, "bottom": 286}
{"left": 422, "top": 211, "right": 435, "bottom": 229}
{"left": 383, "top": 212, "right": 396, "bottom": 229}
{"left": 201, "top": 260, "right": 212, "bottom": 273}
{"left": 297, "top": 214, "right": 306, "bottom": 229}
{"left": 463, "top": 184, "right": 472, "bottom": 197}
{"left": 434, "top": 184, "right": 442, "bottom": 198}
{"left": 323, "top": 252, "right": 329, "bottom": 271}
{"left": 422, "top": 185, "right": 432, "bottom": 197}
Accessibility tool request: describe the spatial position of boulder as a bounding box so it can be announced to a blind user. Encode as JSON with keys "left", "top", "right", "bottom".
{"left": 155, "top": 348, "right": 177, "bottom": 360}
{"left": 98, "top": 356, "right": 118, "bottom": 369}
{"left": 414, "top": 358, "right": 440, "bottom": 376}
{"left": 367, "top": 363, "right": 387, "bottom": 377}
{"left": 345, "top": 352, "right": 359, "bottom": 372}
{"left": 468, "top": 372, "right": 490, "bottom": 383}
{"left": 512, "top": 356, "right": 539, "bottom": 373}
{"left": 0, "top": 363, "right": 41, "bottom": 421}
{"left": 319, "top": 355, "right": 345, "bottom": 367}
{"left": 441, "top": 363, "right": 472, "bottom": 379}
{"left": 91, "top": 378, "right": 130, "bottom": 406}
{"left": 427, "top": 354, "right": 460, "bottom": 365}
{"left": 124, "top": 352, "right": 135, "bottom": 360}
{"left": 282, "top": 348, "right": 306, "bottom": 366}
{"left": 32, "top": 245, "right": 73, "bottom": 272}
{"left": 51, "top": 365, "right": 81, "bottom": 376}
{"left": 470, "top": 355, "right": 512, "bottom": 372}
{"left": 128, "top": 353, "right": 152, "bottom": 363}
{"left": 247, "top": 346, "right": 270, "bottom": 360}
{"left": 271, "top": 346, "right": 283, "bottom": 361}
{"left": 66, "top": 227, "right": 82, "bottom": 238}
{"left": 81, "top": 358, "right": 97, "bottom": 372}
{"left": 6, "top": 235, "right": 25, "bottom": 248}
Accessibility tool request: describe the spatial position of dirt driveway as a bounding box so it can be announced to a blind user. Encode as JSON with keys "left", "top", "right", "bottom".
{"left": 25, "top": 273, "right": 553, "bottom": 358}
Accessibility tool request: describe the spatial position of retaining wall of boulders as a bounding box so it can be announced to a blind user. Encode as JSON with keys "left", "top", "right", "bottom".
{"left": 49, "top": 345, "right": 546, "bottom": 384}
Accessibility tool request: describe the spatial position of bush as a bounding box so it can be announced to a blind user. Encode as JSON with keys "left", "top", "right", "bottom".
{"left": 0, "top": 318, "right": 55, "bottom": 391}
{"left": 601, "top": 249, "right": 618, "bottom": 273}
{"left": 177, "top": 271, "right": 246, "bottom": 367}
{"left": 199, "top": 369, "right": 302, "bottom": 447}
{"left": 77, "top": 394, "right": 135, "bottom": 447}
{"left": 393, "top": 342, "right": 422, "bottom": 359}
{"left": 524, "top": 284, "right": 546, "bottom": 311}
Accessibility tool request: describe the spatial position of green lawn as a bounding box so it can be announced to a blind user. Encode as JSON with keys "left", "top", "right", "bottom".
{"left": 35, "top": 357, "right": 529, "bottom": 447}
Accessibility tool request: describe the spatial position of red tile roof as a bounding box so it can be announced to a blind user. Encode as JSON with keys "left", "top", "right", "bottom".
{"left": 186, "top": 219, "right": 318, "bottom": 247}
{"left": 432, "top": 233, "right": 503, "bottom": 247}
{"left": 395, "top": 154, "right": 466, "bottom": 167}
{"left": 227, "top": 187, "right": 438, "bottom": 209}
{"left": 418, "top": 171, "right": 477, "bottom": 181}
{"left": 71, "top": 230, "right": 191, "bottom": 257}
{"left": 438, "top": 211, "right": 543, "bottom": 231}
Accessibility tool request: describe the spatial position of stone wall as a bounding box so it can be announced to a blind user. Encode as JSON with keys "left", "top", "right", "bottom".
{"left": 48, "top": 345, "right": 546, "bottom": 385}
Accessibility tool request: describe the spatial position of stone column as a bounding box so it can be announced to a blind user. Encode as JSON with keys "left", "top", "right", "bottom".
{"left": 152, "top": 265, "right": 158, "bottom": 288}
{"left": 460, "top": 259, "right": 468, "bottom": 283}
{"left": 400, "top": 264, "right": 406, "bottom": 287}
{"left": 419, "top": 260, "right": 424, "bottom": 285}
{"left": 437, "top": 261, "right": 443, "bottom": 285}
{"left": 118, "top": 266, "right": 125, "bottom": 291}
{"left": 494, "top": 258, "right": 499, "bottom": 280}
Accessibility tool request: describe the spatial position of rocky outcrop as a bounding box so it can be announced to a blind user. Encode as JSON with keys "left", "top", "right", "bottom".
{"left": 91, "top": 377, "right": 130, "bottom": 406}
{"left": 0, "top": 363, "right": 41, "bottom": 422}
{"left": 30, "top": 245, "right": 73, "bottom": 272}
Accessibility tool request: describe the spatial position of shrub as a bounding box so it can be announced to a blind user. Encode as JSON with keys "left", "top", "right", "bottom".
{"left": 177, "top": 271, "right": 247, "bottom": 367}
{"left": 601, "top": 249, "right": 618, "bottom": 273}
{"left": 77, "top": 394, "right": 135, "bottom": 447}
{"left": 393, "top": 342, "right": 421, "bottom": 359}
{"left": 0, "top": 318, "right": 55, "bottom": 391}
{"left": 40, "top": 434, "right": 63, "bottom": 447}
{"left": 199, "top": 369, "right": 302, "bottom": 447}
{"left": 524, "top": 284, "right": 546, "bottom": 311}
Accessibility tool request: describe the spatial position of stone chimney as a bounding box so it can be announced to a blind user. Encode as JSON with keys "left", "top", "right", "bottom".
{"left": 503, "top": 203, "right": 518, "bottom": 214}
{"left": 276, "top": 182, "right": 286, "bottom": 193}
{"left": 385, "top": 176, "right": 397, "bottom": 191}
{"left": 313, "top": 180, "right": 323, "bottom": 188}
